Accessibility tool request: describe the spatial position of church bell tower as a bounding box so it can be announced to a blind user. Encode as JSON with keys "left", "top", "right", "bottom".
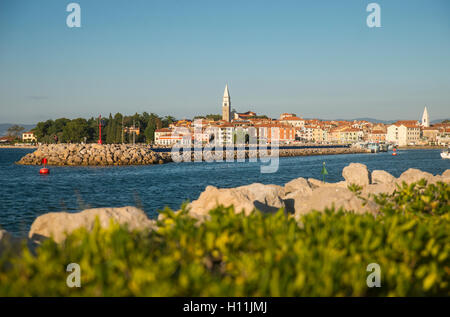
{"left": 222, "top": 84, "right": 231, "bottom": 122}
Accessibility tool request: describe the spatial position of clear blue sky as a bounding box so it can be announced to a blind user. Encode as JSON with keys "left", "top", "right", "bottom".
{"left": 0, "top": 0, "right": 449, "bottom": 124}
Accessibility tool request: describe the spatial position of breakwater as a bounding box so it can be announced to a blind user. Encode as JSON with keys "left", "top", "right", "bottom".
{"left": 16, "top": 143, "right": 367, "bottom": 166}
{"left": 16, "top": 144, "right": 172, "bottom": 166}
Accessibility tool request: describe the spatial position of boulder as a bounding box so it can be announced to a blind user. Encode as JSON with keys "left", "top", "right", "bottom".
{"left": 29, "top": 206, "right": 155, "bottom": 243}
{"left": 361, "top": 183, "right": 396, "bottom": 197}
{"left": 284, "top": 177, "right": 311, "bottom": 195}
{"left": 307, "top": 178, "right": 324, "bottom": 189}
{"left": 188, "top": 183, "right": 286, "bottom": 219}
{"left": 0, "top": 229, "right": 18, "bottom": 254}
{"left": 441, "top": 169, "right": 450, "bottom": 183}
{"left": 371, "top": 170, "right": 396, "bottom": 184}
{"left": 342, "top": 163, "right": 370, "bottom": 186}
{"left": 294, "top": 186, "right": 378, "bottom": 217}
{"left": 307, "top": 178, "right": 346, "bottom": 189}
{"left": 397, "top": 168, "right": 434, "bottom": 185}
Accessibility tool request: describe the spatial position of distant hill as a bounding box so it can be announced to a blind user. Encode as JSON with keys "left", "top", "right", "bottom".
{"left": 0, "top": 123, "right": 36, "bottom": 137}
{"left": 431, "top": 119, "right": 449, "bottom": 124}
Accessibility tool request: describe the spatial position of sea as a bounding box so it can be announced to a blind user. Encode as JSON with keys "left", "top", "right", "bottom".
{"left": 0, "top": 148, "right": 448, "bottom": 236}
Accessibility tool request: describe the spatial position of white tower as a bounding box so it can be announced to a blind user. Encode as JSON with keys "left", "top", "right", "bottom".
{"left": 421, "top": 106, "right": 430, "bottom": 127}
{"left": 222, "top": 84, "right": 231, "bottom": 122}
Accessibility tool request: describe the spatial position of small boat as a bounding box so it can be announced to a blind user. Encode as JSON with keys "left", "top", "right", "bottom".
{"left": 441, "top": 149, "right": 450, "bottom": 159}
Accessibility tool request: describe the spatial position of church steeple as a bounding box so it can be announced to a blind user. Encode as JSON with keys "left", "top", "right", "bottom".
{"left": 421, "top": 106, "right": 429, "bottom": 127}
{"left": 222, "top": 84, "right": 231, "bottom": 122}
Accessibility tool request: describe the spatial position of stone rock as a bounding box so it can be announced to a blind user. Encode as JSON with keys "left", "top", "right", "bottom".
{"left": 397, "top": 168, "right": 434, "bottom": 185}
{"left": 28, "top": 206, "right": 155, "bottom": 243}
{"left": 361, "top": 183, "right": 396, "bottom": 197}
{"left": 188, "top": 183, "right": 286, "bottom": 219}
{"left": 307, "top": 178, "right": 346, "bottom": 189}
{"left": 284, "top": 177, "right": 311, "bottom": 195}
{"left": 371, "top": 170, "right": 396, "bottom": 184}
{"left": 307, "top": 178, "right": 325, "bottom": 189}
{"left": 294, "top": 186, "right": 378, "bottom": 216}
{"left": 441, "top": 169, "right": 450, "bottom": 183}
{"left": 342, "top": 163, "right": 370, "bottom": 186}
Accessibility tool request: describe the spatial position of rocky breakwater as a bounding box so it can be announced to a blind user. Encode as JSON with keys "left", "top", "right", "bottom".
{"left": 183, "top": 164, "right": 450, "bottom": 220}
{"left": 16, "top": 143, "right": 172, "bottom": 166}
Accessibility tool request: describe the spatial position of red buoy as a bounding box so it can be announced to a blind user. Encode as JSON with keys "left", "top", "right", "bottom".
{"left": 40, "top": 157, "right": 50, "bottom": 174}
{"left": 392, "top": 148, "right": 397, "bottom": 156}
{"left": 39, "top": 168, "right": 50, "bottom": 174}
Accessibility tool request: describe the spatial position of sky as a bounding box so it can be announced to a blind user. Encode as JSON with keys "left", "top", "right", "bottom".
{"left": 0, "top": 0, "right": 449, "bottom": 124}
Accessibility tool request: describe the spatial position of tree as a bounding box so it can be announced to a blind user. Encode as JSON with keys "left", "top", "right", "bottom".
{"left": 7, "top": 125, "right": 25, "bottom": 138}
{"left": 106, "top": 113, "right": 114, "bottom": 144}
{"left": 205, "top": 114, "right": 222, "bottom": 121}
{"left": 114, "top": 113, "right": 123, "bottom": 143}
{"left": 144, "top": 114, "right": 162, "bottom": 143}
{"left": 62, "top": 118, "right": 89, "bottom": 143}
{"left": 162, "top": 116, "right": 176, "bottom": 128}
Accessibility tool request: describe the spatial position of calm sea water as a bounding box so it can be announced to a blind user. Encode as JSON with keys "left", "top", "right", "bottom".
{"left": 0, "top": 148, "right": 448, "bottom": 236}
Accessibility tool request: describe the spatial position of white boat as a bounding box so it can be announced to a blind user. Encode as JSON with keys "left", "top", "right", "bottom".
{"left": 441, "top": 150, "right": 450, "bottom": 159}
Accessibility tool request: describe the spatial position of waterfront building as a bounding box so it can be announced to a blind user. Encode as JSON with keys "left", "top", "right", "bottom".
{"left": 257, "top": 123, "right": 296, "bottom": 144}
{"left": 233, "top": 111, "right": 257, "bottom": 120}
{"left": 279, "top": 113, "right": 296, "bottom": 120}
{"left": 421, "top": 127, "right": 439, "bottom": 144}
{"left": 22, "top": 131, "right": 37, "bottom": 142}
{"left": 386, "top": 121, "right": 420, "bottom": 146}
{"left": 312, "top": 126, "right": 328, "bottom": 143}
{"left": 216, "top": 123, "right": 234, "bottom": 144}
{"left": 436, "top": 128, "right": 450, "bottom": 146}
{"left": 367, "top": 130, "right": 386, "bottom": 143}
{"left": 154, "top": 128, "right": 191, "bottom": 146}
{"left": 280, "top": 116, "right": 305, "bottom": 128}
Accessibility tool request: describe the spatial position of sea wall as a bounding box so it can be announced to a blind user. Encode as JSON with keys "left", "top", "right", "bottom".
{"left": 16, "top": 144, "right": 172, "bottom": 166}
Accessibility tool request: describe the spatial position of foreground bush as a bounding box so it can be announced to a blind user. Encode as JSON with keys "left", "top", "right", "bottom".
{"left": 0, "top": 181, "right": 449, "bottom": 296}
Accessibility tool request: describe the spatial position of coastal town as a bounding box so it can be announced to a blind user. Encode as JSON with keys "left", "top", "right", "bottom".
{"left": 1, "top": 85, "right": 450, "bottom": 150}
{"left": 153, "top": 85, "right": 450, "bottom": 148}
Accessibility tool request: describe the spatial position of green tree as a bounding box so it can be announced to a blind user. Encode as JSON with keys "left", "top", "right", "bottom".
{"left": 62, "top": 118, "right": 89, "bottom": 143}
{"left": 162, "top": 116, "right": 176, "bottom": 128}
{"left": 144, "top": 114, "right": 162, "bottom": 143}
{"left": 106, "top": 113, "right": 114, "bottom": 144}
{"left": 113, "top": 113, "right": 123, "bottom": 143}
{"left": 7, "top": 125, "right": 25, "bottom": 138}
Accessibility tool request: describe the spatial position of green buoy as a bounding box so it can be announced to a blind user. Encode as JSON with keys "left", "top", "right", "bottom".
{"left": 321, "top": 162, "right": 328, "bottom": 183}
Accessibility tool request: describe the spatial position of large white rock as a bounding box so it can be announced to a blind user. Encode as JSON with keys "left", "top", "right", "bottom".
{"left": 188, "top": 183, "right": 286, "bottom": 218}
{"left": 371, "top": 170, "right": 396, "bottom": 184}
{"left": 441, "top": 169, "right": 450, "bottom": 183}
{"left": 284, "top": 177, "right": 311, "bottom": 195}
{"left": 29, "top": 206, "right": 155, "bottom": 243}
{"left": 397, "top": 168, "right": 435, "bottom": 185}
{"left": 294, "top": 186, "right": 378, "bottom": 216}
{"left": 342, "top": 163, "right": 370, "bottom": 186}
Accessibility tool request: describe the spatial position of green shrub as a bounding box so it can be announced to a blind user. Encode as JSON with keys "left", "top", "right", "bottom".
{"left": 0, "top": 181, "right": 449, "bottom": 296}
